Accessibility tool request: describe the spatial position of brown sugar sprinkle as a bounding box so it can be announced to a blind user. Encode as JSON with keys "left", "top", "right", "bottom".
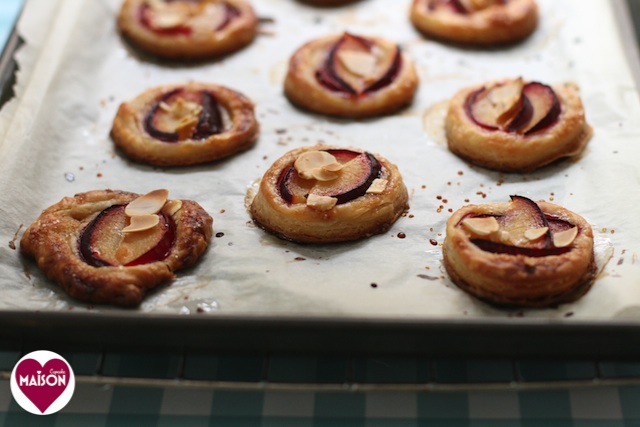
{"left": 429, "top": 239, "right": 438, "bottom": 246}
{"left": 611, "top": 230, "right": 616, "bottom": 234}
{"left": 215, "top": 232, "right": 225, "bottom": 238}
{"left": 496, "top": 179, "right": 504, "bottom": 186}
{"left": 220, "top": 209, "right": 226, "bottom": 214}
{"left": 601, "top": 227, "right": 608, "bottom": 233}
{"left": 464, "top": 199, "right": 470, "bottom": 203}
{"left": 458, "top": 171, "right": 463, "bottom": 176}
{"left": 448, "top": 208, "right": 453, "bottom": 212}
{"left": 370, "top": 283, "right": 378, "bottom": 288}
{"left": 429, "top": 228, "right": 434, "bottom": 232}
{"left": 437, "top": 207, "right": 443, "bottom": 213}
{"left": 408, "top": 214, "right": 414, "bottom": 219}
{"left": 436, "top": 195, "right": 442, "bottom": 200}
{"left": 421, "top": 185, "right": 426, "bottom": 189}
{"left": 96, "top": 173, "right": 103, "bottom": 178}
{"left": 442, "top": 199, "right": 448, "bottom": 203}
{"left": 397, "top": 232, "right": 406, "bottom": 239}
{"left": 294, "top": 257, "right": 306, "bottom": 261}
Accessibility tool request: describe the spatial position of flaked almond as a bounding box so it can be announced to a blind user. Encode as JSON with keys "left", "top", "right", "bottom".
{"left": 164, "top": 199, "right": 183, "bottom": 216}
{"left": 176, "top": 116, "right": 199, "bottom": 140}
{"left": 122, "top": 214, "right": 160, "bottom": 233}
{"left": 294, "top": 151, "right": 342, "bottom": 181}
{"left": 366, "top": 178, "right": 388, "bottom": 194}
{"left": 524, "top": 226, "right": 549, "bottom": 241}
{"left": 190, "top": 2, "right": 227, "bottom": 30}
{"left": 553, "top": 227, "right": 578, "bottom": 248}
{"left": 460, "top": 0, "right": 499, "bottom": 11}
{"left": 306, "top": 193, "right": 338, "bottom": 211}
{"left": 153, "top": 10, "right": 189, "bottom": 29}
{"left": 169, "top": 98, "right": 202, "bottom": 120}
{"left": 312, "top": 168, "right": 340, "bottom": 181}
{"left": 337, "top": 50, "right": 377, "bottom": 78}
{"left": 126, "top": 189, "right": 169, "bottom": 217}
{"left": 159, "top": 102, "right": 173, "bottom": 113}
{"left": 461, "top": 216, "right": 500, "bottom": 236}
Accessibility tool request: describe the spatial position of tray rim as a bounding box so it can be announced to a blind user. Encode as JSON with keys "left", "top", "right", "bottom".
{"left": 2, "top": 0, "right": 640, "bottom": 357}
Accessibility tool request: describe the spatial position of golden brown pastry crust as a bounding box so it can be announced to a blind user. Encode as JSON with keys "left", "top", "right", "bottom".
{"left": 410, "top": 0, "right": 538, "bottom": 45}
{"left": 117, "top": 0, "right": 257, "bottom": 60}
{"left": 250, "top": 145, "right": 409, "bottom": 243}
{"left": 443, "top": 199, "right": 596, "bottom": 307}
{"left": 20, "top": 189, "right": 213, "bottom": 307}
{"left": 445, "top": 81, "right": 592, "bottom": 172}
{"left": 284, "top": 34, "right": 419, "bottom": 118}
{"left": 111, "top": 82, "right": 259, "bottom": 167}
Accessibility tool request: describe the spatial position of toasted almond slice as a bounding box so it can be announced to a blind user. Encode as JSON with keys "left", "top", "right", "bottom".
{"left": 295, "top": 151, "right": 340, "bottom": 180}
{"left": 159, "top": 102, "right": 172, "bottom": 112}
{"left": 153, "top": 10, "right": 189, "bottom": 29}
{"left": 175, "top": 116, "right": 199, "bottom": 140}
{"left": 311, "top": 168, "right": 340, "bottom": 182}
{"left": 461, "top": 216, "right": 500, "bottom": 236}
{"left": 553, "top": 227, "right": 578, "bottom": 248}
{"left": 190, "top": 2, "right": 227, "bottom": 30}
{"left": 170, "top": 98, "right": 202, "bottom": 120}
{"left": 164, "top": 199, "right": 183, "bottom": 216}
{"left": 337, "top": 50, "right": 378, "bottom": 78}
{"left": 122, "top": 214, "right": 160, "bottom": 233}
{"left": 126, "top": 189, "right": 169, "bottom": 217}
{"left": 524, "top": 226, "right": 549, "bottom": 241}
{"left": 460, "top": 0, "right": 499, "bottom": 11}
{"left": 147, "top": 0, "right": 166, "bottom": 10}
{"left": 322, "top": 162, "right": 344, "bottom": 173}
{"left": 366, "top": 178, "right": 388, "bottom": 194}
{"left": 306, "top": 194, "right": 338, "bottom": 211}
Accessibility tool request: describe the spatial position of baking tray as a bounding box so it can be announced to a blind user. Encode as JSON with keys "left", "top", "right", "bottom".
{"left": 1, "top": 0, "right": 640, "bottom": 357}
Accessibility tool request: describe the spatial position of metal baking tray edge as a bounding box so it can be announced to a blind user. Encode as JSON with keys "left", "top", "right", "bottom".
{"left": 1, "top": 0, "right": 640, "bottom": 358}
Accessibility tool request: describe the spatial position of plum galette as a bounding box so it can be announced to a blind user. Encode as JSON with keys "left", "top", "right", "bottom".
{"left": 443, "top": 195, "right": 596, "bottom": 308}
{"left": 111, "top": 82, "right": 259, "bottom": 167}
{"left": 20, "top": 189, "right": 213, "bottom": 307}
{"left": 117, "top": 0, "right": 257, "bottom": 60}
{"left": 250, "top": 145, "right": 409, "bottom": 243}
{"left": 284, "top": 33, "right": 419, "bottom": 118}
{"left": 409, "top": 0, "right": 538, "bottom": 45}
{"left": 445, "top": 78, "right": 592, "bottom": 172}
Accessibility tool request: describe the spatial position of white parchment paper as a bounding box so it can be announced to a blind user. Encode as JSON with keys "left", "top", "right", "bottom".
{"left": 0, "top": 0, "right": 639, "bottom": 320}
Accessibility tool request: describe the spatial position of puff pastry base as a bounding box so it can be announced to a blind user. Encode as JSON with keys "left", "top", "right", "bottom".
{"left": 443, "top": 198, "right": 596, "bottom": 308}
{"left": 20, "top": 190, "right": 213, "bottom": 307}
{"left": 445, "top": 81, "right": 592, "bottom": 172}
{"left": 284, "top": 34, "right": 419, "bottom": 118}
{"left": 112, "top": 82, "right": 259, "bottom": 167}
{"left": 118, "top": 0, "right": 257, "bottom": 60}
{"left": 410, "top": 0, "right": 538, "bottom": 45}
{"left": 250, "top": 145, "right": 409, "bottom": 243}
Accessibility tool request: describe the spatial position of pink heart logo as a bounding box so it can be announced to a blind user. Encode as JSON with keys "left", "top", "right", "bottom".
{"left": 14, "top": 358, "right": 70, "bottom": 414}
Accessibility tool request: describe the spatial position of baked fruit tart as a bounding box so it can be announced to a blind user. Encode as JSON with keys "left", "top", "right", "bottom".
{"left": 409, "top": 0, "right": 538, "bottom": 45}
{"left": 443, "top": 195, "right": 596, "bottom": 308}
{"left": 117, "top": 0, "right": 257, "bottom": 60}
{"left": 445, "top": 78, "right": 592, "bottom": 172}
{"left": 250, "top": 145, "right": 409, "bottom": 243}
{"left": 112, "top": 82, "right": 259, "bottom": 167}
{"left": 284, "top": 33, "right": 419, "bottom": 118}
{"left": 20, "top": 189, "right": 213, "bottom": 307}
